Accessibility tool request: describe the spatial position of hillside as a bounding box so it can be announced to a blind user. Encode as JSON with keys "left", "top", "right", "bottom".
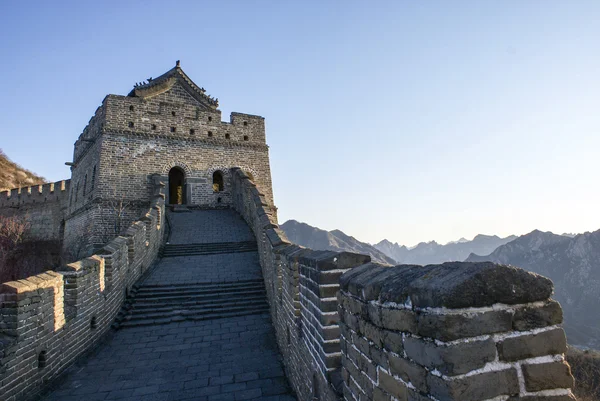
{"left": 280, "top": 220, "right": 395, "bottom": 265}
{"left": 374, "top": 234, "right": 517, "bottom": 265}
{"left": 467, "top": 229, "right": 600, "bottom": 349}
{"left": 0, "top": 149, "right": 45, "bottom": 192}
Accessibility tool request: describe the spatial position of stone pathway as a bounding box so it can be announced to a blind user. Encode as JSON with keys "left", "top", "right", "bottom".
{"left": 41, "top": 209, "right": 295, "bottom": 401}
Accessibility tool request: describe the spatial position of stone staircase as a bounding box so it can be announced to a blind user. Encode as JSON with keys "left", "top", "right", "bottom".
{"left": 161, "top": 240, "right": 258, "bottom": 257}
{"left": 115, "top": 279, "right": 269, "bottom": 328}
{"left": 114, "top": 238, "right": 268, "bottom": 329}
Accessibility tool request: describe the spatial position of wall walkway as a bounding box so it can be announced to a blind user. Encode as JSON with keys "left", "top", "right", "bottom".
{"left": 39, "top": 209, "right": 295, "bottom": 401}
{"left": 230, "top": 168, "right": 577, "bottom": 401}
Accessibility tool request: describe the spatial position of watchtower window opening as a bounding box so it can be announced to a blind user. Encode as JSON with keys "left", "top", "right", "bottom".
{"left": 208, "top": 131, "right": 213, "bottom": 137}
{"left": 38, "top": 351, "right": 47, "bottom": 369}
{"left": 128, "top": 122, "right": 134, "bottom": 128}
{"left": 243, "top": 121, "right": 248, "bottom": 126}
{"left": 151, "top": 124, "right": 157, "bottom": 130}
{"left": 225, "top": 133, "right": 230, "bottom": 139}
{"left": 189, "top": 129, "right": 195, "bottom": 135}
{"left": 213, "top": 171, "right": 224, "bottom": 192}
{"left": 91, "top": 165, "right": 96, "bottom": 189}
{"left": 168, "top": 167, "right": 186, "bottom": 205}
{"left": 171, "top": 111, "right": 176, "bottom": 116}
{"left": 243, "top": 135, "right": 249, "bottom": 141}
{"left": 208, "top": 116, "right": 212, "bottom": 122}
{"left": 170, "top": 126, "right": 176, "bottom": 133}
{"left": 129, "top": 105, "right": 134, "bottom": 111}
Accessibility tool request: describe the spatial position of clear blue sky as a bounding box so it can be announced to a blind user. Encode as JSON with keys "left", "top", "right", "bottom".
{"left": 1, "top": 1, "right": 599, "bottom": 246}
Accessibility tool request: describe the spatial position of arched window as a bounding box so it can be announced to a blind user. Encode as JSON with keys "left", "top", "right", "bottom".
{"left": 212, "top": 171, "right": 224, "bottom": 192}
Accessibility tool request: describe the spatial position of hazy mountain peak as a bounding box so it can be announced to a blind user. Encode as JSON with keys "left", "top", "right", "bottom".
{"left": 467, "top": 229, "right": 600, "bottom": 349}
{"left": 373, "top": 233, "right": 517, "bottom": 266}
{"left": 280, "top": 220, "right": 395, "bottom": 265}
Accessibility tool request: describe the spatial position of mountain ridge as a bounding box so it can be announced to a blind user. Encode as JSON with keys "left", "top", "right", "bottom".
{"left": 373, "top": 233, "right": 518, "bottom": 265}
{"left": 280, "top": 220, "right": 396, "bottom": 265}
{"left": 0, "top": 149, "right": 46, "bottom": 192}
{"left": 467, "top": 229, "right": 600, "bottom": 349}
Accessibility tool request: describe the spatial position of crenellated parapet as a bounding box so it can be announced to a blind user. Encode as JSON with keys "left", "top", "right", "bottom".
{"left": 0, "top": 177, "right": 166, "bottom": 401}
{"left": 230, "top": 167, "right": 577, "bottom": 401}
{"left": 0, "top": 180, "right": 70, "bottom": 208}
{"left": 338, "top": 262, "right": 576, "bottom": 401}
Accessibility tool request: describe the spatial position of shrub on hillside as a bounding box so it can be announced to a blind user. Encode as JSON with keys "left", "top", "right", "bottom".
{"left": 567, "top": 346, "right": 600, "bottom": 401}
{"left": 0, "top": 216, "right": 61, "bottom": 283}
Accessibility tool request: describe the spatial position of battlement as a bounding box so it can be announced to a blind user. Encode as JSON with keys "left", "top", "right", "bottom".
{"left": 0, "top": 180, "right": 70, "bottom": 208}
{"left": 102, "top": 95, "right": 266, "bottom": 145}
{"left": 73, "top": 103, "right": 106, "bottom": 162}
{"left": 230, "top": 168, "right": 577, "bottom": 401}
{"left": 0, "top": 179, "right": 166, "bottom": 401}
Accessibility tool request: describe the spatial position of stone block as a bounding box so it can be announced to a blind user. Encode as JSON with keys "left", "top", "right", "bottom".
{"left": 427, "top": 368, "right": 519, "bottom": 401}
{"left": 359, "top": 319, "right": 384, "bottom": 346}
{"left": 522, "top": 361, "right": 574, "bottom": 392}
{"left": 389, "top": 354, "right": 427, "bottom": 393}
{"left": 341, "top": 262, "right": 553, "bottom": 308}
{"left": 373, "top": 387, "right": 391, "bottom": 401}
{"left": 513, "top": 300, "right": 563, "bottom": 331}
{"left": 404, "top": 336, "right": 496, "bottom": 376}
{"left": 380, "top": 307, "right": 418, "bottom": 333}
{"left": 381, "top": 329, "right": 404, "bottom": 354}
{"left": 507, "top": 394, "right": 576, "bottom": 401}
{"left": 417, "top": 309, "right": 512, "bottom": 342}
{"left": 497, "top": 328, "right": 567, "bottom": 362}
{"left": 378, "top": 369, "right": 408, "bottom": 401}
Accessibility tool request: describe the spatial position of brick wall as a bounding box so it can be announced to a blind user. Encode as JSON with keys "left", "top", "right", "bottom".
{"left": 231, "top": 168, "right": 369, "bottom": 400}
{"left": 0, "top": 179, "right": 166, "bottom": 401}
{"left": 338, "top": 262, "right": 576, "bottom": 401}
{"left": 0, "top": 181, "right": 70, "bottom": 241}
{"left": 231, "top": 168, "right": 577, "bottom": 401}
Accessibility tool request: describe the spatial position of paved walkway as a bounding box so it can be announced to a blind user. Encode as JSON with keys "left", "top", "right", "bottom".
{"left": 41, "top": 209, "right": 295, "bottom": 401}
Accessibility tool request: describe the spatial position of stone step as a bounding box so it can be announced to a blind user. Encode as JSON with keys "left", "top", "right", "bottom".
{"left": 163, "top": 240, "right": 257, "bottom": 250}
{"left": 116, "top": 306, "right": 270, "bottom": 329}
{"left": 126, "top": 299, "right": 269, "bottom": 321}
{"left": 161, "top": 241, "right": 258, "bottom": 257}
{"left": 135, "top": 278, "right": 264, "bottom": 291}
{"left": 129, "top": 294, "right": 268, "bottom": 312}
{"left": 134, "top": 282, "right": 265, "bottom": 297}
{"left": 130, "top": 289, "right": 266, "bottom": 305}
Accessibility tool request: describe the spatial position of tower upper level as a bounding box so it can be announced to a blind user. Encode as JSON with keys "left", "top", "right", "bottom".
{"left": 72, "top": 61, "right": 266, "bottom": 164}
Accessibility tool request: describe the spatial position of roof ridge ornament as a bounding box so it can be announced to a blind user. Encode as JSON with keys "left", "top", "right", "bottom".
{"left": 128, "top": 62, "right": 218, "bottom": 109}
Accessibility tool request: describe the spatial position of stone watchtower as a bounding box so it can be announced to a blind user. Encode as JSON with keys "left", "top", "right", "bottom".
{"left": 63, "top": 61, "right": 274, "bottom": 254}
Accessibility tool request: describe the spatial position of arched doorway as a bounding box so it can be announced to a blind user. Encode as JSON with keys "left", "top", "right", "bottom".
{"left": 168, "top": 167, "right": 185, "bottom": 204}
{"left": 212, "top": 170, "right": 224, "bottom": 192}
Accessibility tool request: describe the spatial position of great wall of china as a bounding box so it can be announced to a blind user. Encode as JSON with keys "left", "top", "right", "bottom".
{"left": 0, "top": 63, "right": 576, "bottom": 401}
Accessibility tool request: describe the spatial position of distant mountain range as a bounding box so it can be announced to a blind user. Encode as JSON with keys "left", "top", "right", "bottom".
{"left": 374, "top": 234, "right": 517, "bottom": 265}
{"left": 467, "top": 229, "right": 600, "bottom": 349}
{"left": 280, "top": 220, "right": 396, "bottom": 265}
{"left": 281, "top": 219, "right": 600, "bottom": 349}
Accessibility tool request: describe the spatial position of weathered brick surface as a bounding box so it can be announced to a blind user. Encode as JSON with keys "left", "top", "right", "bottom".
{"left": 0, "top": 181, "right": 165, "bottom": 401}
{"left": 522, "top": 361, "right": 574, "bottom": 392}
{"left": 497, "top": 328, "right": 568, "bottom": 362}
{"left": 337, "top": 262, "right": 577, "bottom": 401}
